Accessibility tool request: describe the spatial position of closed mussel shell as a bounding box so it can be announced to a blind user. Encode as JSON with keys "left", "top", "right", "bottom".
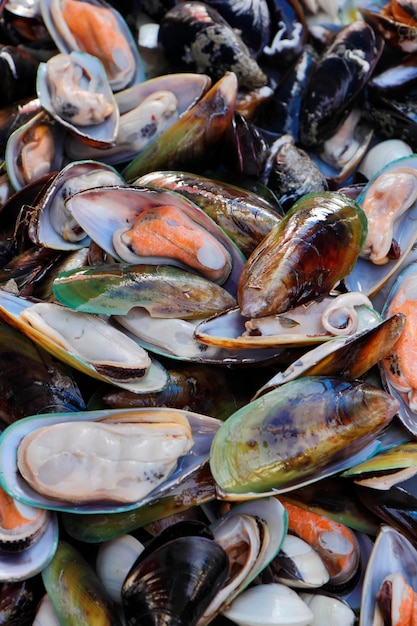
{"left": 121, "top": 535, "right": 229, "bottom": 626}
{"left": 237, "top": 191, "right": 368, "bottom": 319}
{"left": 42, "top": 540, "right": 122, "bottom": 625}
{"left": 210, "top": 375, "right": 399, "bottom": 496}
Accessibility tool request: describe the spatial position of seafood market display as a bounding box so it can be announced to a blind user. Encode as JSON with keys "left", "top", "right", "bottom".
{"left": 3, "top": 0, "right": 417, "bottom": 624}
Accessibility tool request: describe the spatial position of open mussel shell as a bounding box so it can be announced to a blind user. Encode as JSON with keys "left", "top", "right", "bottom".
{"left": 0, "top": 407, "right": 221, "bottom": 514}
{"left": 5, "top": 109, "right": 66, "bottom": 191}
{"left": 344, "top": 154, "right": 417, "bottom": 298}
{"left": 254, "top": 313, "right": 406, "bottom": 397}
{"left": 28, "top": 159, "right": 124, "bottom": 250}
{"left": 64, "top": 185, "right": 245, "bottom": 296}
{"left": 342, "top": 442, "right": 417, "bottom": 492}
{"left": 359, "top": 525, "right": 417, "bottom": 626}
{"left": 0, "top": 290, "right": 168, "bottom": 394}
{"left": 113, "top": 308, "right": 290, "bottom": 367}
{"left": 193, "top": 293, "right": 381, "bottom": 350}
{"left": 121, "top": 535, "right": 229, "bottom": 626}
{"left": 199, "top": 498, "right": 288, "bottom": 624}
{"left": 36, "top": 51, "right": 119, "bottom": 147}
{"left": 209, "top": 376, "right": 399, "bottom": 499}
{"left": 359, "top": 0, "right": 417, "bottom": 52}
{"left": 65, "top": 73, "right": 211, "bottom": 164}
{"left": 379, "top": 260, "right": 417, "bottom": 436}
{"left": 270, "top": 533, "right": 330, "bottom": 589}
{"left": 40, "top": 0, "right": 145, "bottom": 91}
{"left": 0, "top": 506, "right": 58, "bottom": 582}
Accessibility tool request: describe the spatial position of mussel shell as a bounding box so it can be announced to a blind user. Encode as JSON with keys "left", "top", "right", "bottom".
{"left": 379, "top": 260, "right": 417, "bottom": 436}
{"left": 65, "top": 72, "right": 211, "bottom": 165}
{"left": 121, "top": 535, "right": 229, "bottom": 626}
{"left": 0, "top": 510, "right": 58, "bottom": 582}
{"left": 210, "top": 375, "right": 399, "bottom": 497}
{"left": 253, "top": 313, "right": 406, "bottom": 397}
{"left": 157, "top": 2, "right": 267, "bottom": 89}
{"left": 133, "top": 169, "right": 283, "bottom": 258}
{"left": 5, "top": 109, "right": 66, "bottom": 191}
{"left": 359, "top": 525, "right": 417, "bottom": 626}
{"left": 36, "top": 51, "right": 119, "bottom": 147}
{"left": 42, "top": 540, "right": 122, "bottom": 625}
{"left": 64, "top": 185, "right": 245, "bottom": 297}
{"left": 0, "top": 290, "right": 169, "bottom": 394}
{"left": 345, "top": 154, "right": 417, "bottom": 298}
{"left": 360, "top": 1, "right": 417, "bottom": 52}
{"left": 237, "top": 191, "right": 367, "bottom": 319}
{"left": 221, "top": 583, "right": 314, "bottom": 626}
{"left": 28, "top": 159, "right": 124, "bottom": 251}
{"left": 40, "top": 0, "right": 145, "bottom": 91}
{"left": 299, "top": 20, "right": 383, "bottom": 148}
{"left": 121, "top": 71, "right": 238, "bottom": 182}
{"left": 0, "top": 407, "right": 222, "bottom": 514}
{"left": 193, "top": 296, "right": 381, "bottom": 350}
{"left": 52, "top": 263, "right": 237, "bottom": 317}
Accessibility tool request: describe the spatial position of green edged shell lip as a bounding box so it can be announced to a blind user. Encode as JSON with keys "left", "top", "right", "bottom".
{"left": 65, "top": 185, "right": 245, "bottom": 298}
{"left": 209, "top": 375, "right": 398, "bottom": 498}
{"left": 0, "top": 408, "right": 222, "bottom": 515}
{"left": 0, "top": 290, "right": 169, "bottom": 394}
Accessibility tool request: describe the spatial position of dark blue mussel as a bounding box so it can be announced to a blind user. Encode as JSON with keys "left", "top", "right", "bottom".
{"left": 299, "top": 20, "right": 384, "bottom": 149}
{"left": 157, "top": 1, "right": 267, "bottom": 88}
{"left": 204, "top": 0, "right": 271, "bottom": 57}
{"left": 121, "top": 534, "right": 229, "bottom": 626}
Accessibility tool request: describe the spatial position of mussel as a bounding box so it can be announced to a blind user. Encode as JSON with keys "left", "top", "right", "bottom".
{"left": 210, "top": 375, "right": 399, "bottom": 496}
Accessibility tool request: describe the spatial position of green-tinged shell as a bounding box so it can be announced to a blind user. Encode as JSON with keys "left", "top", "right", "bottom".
{"left": 210, "top": 376, "right": 399, "bottom": 495}
{"left": 42, "top": 540, "right": 122, "bottom": 625}
{"left": 52, "top": 263, "right": 236, "bottom": 317}
{"left": 61, "top": 463, "right": 216, "bottom": 543}
{"left": 238, "top": 191, "right": 368, "bottom": 319}
{"left": 0, "top": 290, "right": 168, "bottom": 394}
{"left": 342, "top": 442, "right": 417, "bottom": 488}
{"left": 121, "top": 71, "right": 237, "bottom": 182}
{"left": 133, "top": 170, "right": 283, "bottom": 257}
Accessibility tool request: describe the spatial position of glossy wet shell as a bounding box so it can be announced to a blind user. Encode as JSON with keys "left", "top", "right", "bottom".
{"left": 40, "top": 0, "right": 145, "bottom": 90}
{"left": 237, "top": 191, "right": 368, "bottom": 319}
{"left": 209, "top": 376, "right": 399, "bottom": 495}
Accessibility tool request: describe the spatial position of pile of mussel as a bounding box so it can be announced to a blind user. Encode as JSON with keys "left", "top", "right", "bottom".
{"left": 3, "top": 0, "right": 417, "bottom": 624}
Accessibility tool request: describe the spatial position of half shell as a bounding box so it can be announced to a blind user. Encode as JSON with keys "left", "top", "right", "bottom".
{"left": 0, "top": 290, "right": 168, "bottom": 394}
{"left": 28, "top": 159, "right": 124, "bottom": 250}
{"left": 64, "top": 185, "right": 245, "bottom": 296}
{"left": 345, "top": 154, "right": 417, "bottom": 297}
{"left": 40, "top": 0, "right": 144, "bottom": 91}
{"left": 194, "top": 293, "right": 381, "bottom": 349}
{"left": 0, "top": 407, "right": 221, "bottom": 513}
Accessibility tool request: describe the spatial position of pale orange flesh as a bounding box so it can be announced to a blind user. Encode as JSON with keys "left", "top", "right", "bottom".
{"left": 360, "top": 167, "right": 417, "bottom": 264}
{"left": 61, "top": 0, "right": 133, "bottom": 82}
{"left": 388, "top": 0, "right": 417, "bottom": 26}
{"left": 282, "top": 501, "right": 359, "bottom": 583}
{"left": 0, "top": 485, "right": 32, "bottom": 531}
{"left": 120, "top": 204, "right": 232, "bottom": 283}
{"left": 384, "top": 281, "right": 417, "bottom": 408}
